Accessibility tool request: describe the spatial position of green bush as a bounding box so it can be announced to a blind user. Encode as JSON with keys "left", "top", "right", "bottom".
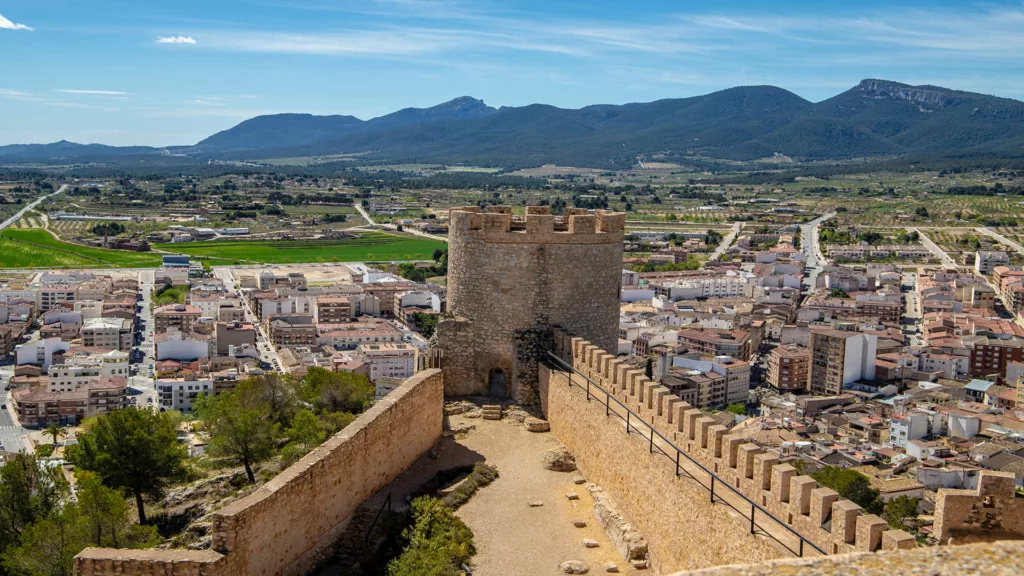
{"left": 388, "top": 497, "right": 475, "bottom": 576}
{"left": 35, "top": 444, "right": 55, "bottom": 458}
{"left": 443, "top": 463, "right": 498, "bottom": 509}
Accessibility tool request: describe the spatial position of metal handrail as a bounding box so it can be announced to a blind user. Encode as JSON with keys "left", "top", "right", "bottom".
{"left": 545, "top": 351, "right": 826, "bottom": 557}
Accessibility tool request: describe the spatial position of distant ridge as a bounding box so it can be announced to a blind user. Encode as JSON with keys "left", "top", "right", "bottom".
{"left": 3, "top": 81, "right": 1023, "bottom": 168}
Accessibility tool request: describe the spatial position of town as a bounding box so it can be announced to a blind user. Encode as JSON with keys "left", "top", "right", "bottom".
{"left": 4, "top": 1, "right": 1024, "bottom": 572}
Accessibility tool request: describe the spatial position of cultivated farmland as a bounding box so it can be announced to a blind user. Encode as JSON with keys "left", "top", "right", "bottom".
{"left": 155, "top": 232, "right": 445, "bottom": 264}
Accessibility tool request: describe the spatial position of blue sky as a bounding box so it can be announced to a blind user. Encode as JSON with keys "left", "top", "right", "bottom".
{"left": 3, "top": 0, "right": 1024, "bottom": 146}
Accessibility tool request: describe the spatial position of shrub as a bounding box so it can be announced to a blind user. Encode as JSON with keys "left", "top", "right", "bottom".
{"left": 443, "top": 463, "right": 499, "bottom": 509}
{"left": 35, "top": 444, "right": 55, "bottom": 458}
{"left": 388, "top": 497, "right": 475, "bottom": 576}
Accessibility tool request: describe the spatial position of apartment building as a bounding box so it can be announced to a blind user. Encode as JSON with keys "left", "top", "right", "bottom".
{"left": 357, "top": 342, "right": 418, "bottom": 381}
{"left": 13, "top": 375, "right": 127, "bottom": 426}
{"left": 677, "top": 328, "right": 751, "bottom": 359}
{"left": 316, "top": 296, "right": 353, "bottom": 324}
{"left": 215, "top": 322, "right": 256, "bottom": 356}
{"left": 316, "top": 319, "right": 403, "bottom": 349}
{"left": 47, "top": 350, "right": 130, "bottom": 393}
{"left": 154, "top": 304, "right": 202, "bottom": 334}
{"left": 975, "top": 251, "right": 1010, "bottom": 275}
{"left": 81, "top": 317, "right": 133, "bottom": 350}
{"left": 963, "top": 333, "right": 1024, "bottom": 380}
{"left": 156, "top": 375, "right": 213, "bottom": 412}
{"left": 808, "top": 329, "right": 878, "bottom": 395}
{"left": 268, "top": 314, "right": 317, "bottom": 348}
{"left": 766, "top": 344, "right": 810, "bottom": 393}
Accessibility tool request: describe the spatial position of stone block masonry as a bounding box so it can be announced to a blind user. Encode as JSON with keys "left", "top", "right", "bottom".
{"left": 74, "top": 369, "right": 445, "bottom": 576}
{"left": 547, "top": 330, "right": 1024, "bottom": 563}
{"left": 438, "top": 206, "right": 624, "bottom": 404}
{"left": 541, "top": 362, "right": 781, "bottom": 573}
{"left": 668, "top": 540, "right": 1024, "bottom": 576}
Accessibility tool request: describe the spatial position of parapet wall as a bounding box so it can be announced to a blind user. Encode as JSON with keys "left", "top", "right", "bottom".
{"left": 541, "top": 362, "right": 783, "bottom": 573}
{"left": 669, "top": 540, "right": 1024, "bottom": 576}
{"left": 74, "top": 369, "right": 445, "bottom": 576}
{"left": 932, "top": 470, "right": 1024, "bottom": 544}
{"left": 549, "top": 330, "right": 1024, "bottom": 559}
{"left": 448, "top": 205, "right": 626, "bottom": 244}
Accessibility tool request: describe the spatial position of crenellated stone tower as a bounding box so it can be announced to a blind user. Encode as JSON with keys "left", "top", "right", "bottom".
{"left": 435, "top": 205, "right": 625, "bottom": 403}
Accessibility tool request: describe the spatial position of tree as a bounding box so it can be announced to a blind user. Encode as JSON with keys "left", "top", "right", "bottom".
{"left": 284, "top": 409, "right": 326, "bottom": 457}
{"left": 249, "top": 373, "right": 300, "bottom": 426}
{"left": 44, "top": 424, "right": 68, "bottom": 446}
{"left": 197, "top": 381, "right": 280, "bottom": 484}
{"left": 300, "top": 367, "right": 374, "bottom": 415}
{"left": 644, "top": 358, "right": 653, "bottom": 379}
{"left": 66, "top": 409, "right": 186, "bottom": 524}
{"left": 829, "top": 288, "right": 850, "bottom": 299}
{"left": 883, "top": 495, "right": 920, "bottom": 531}
{"left": 0, "top": 453, "right": 67, "bottom": 555}
{"left": 3, "top": 503, "right": 87, "bottom": 576}
{"left": 812, "top": 466, "right": 882, "bottom": 513}
{"left": 726, "top": 403, "right": 746, "bottom": 415}
{"left": 75, "top": 472, "right": 159, "bottom": 549}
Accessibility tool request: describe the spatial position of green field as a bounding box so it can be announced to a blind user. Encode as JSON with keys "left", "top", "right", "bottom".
{"left": 155, "top": 232, "right": 445, "bottom": 263}
{"left": 0, "top": 228, "right": 163, "bottom": 268}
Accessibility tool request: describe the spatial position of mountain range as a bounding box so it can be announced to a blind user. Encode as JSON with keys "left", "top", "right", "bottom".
{"left": 3, "top": 80, "right": 1024, "bottom": 169}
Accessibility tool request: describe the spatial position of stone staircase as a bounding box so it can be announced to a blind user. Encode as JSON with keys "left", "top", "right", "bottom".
{"left": 481, "top": 404, "right": 503, "bottom": 420}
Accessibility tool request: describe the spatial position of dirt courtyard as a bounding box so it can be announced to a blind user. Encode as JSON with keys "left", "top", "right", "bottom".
{"left": 450, "top": 413, "right": 644, "bottom": 576}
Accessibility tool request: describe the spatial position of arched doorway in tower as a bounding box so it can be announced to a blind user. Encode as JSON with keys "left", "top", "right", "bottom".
{"left": 488, "top": 368, "right": 507, "bottom": 398}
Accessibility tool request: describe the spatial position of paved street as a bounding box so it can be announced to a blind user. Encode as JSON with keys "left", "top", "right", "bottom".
{"left": 977, "top": 227, "right": 1024, "bottom": 256}
{"left": 131, "top": 269, "right": 158, "bottom": 409}
{"left": 0, "top": 184, "right": 65, "bottom": 231}
{"left": 211, "top": 267, "right": 283, "bottom": 370}
{"left": 707, "top": 221, "right": 744, "bottom": 262}
{"left": 801, "top": 212, "right": 835, "bottom": 294}
{"left": 909, "top": 227, "right": 956, "bottom": 268}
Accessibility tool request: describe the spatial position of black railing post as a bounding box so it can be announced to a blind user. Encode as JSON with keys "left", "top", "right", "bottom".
{"left": 675, "top": 450, "right": 680, "bottom": 477}
{"left": 649, "top": 428, "right": 654, "bottom": 453}
{"left": 586, "top": 379, "right": 590, "bottom": 401}
{"left": 626, "top": 411, "right": 629, "bottom": 434}
{"left": 750, "top": 503, "right": 756, "bottom": 534}
{"left": 799, "top": 539, "right": 804, "bottom": 557}
{"left": 710, "top": 476, "right": 715, "bottom": 503}
{"left": 605, "top": 390, "right": 609, "bottom": 416}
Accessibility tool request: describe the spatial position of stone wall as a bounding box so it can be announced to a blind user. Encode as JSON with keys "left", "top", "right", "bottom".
{"left": 541, "top": 364, "right": 783, "bottom": 573}
{"left": 74, "top": 549, "right": 226, "bottom": 575}
{"left": 932, "top": 470, "right": 1024, "bottom": 544}
{"left": 74, "top": 369, "right": 445, "bottom": 576}
{"left": 545, "top": 331, "right": 924, "bottom": 564}
{"left": 438, "top": 206, "right": 624, "bottom": 403}
{"left": 547, "top": 331, "right": 1024, "bottom": 566}
{"left": 668, "top": 540, "right": 1024, "bottom": 576}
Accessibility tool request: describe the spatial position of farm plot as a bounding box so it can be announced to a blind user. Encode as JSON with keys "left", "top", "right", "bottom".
{"left": 155, "top": 232, "right": 445, "bottom": 264}
{"left": 0, "top": 228, "right": 163, "bottom": 268}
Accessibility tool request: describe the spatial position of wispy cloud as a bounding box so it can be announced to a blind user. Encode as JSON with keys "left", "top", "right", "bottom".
{"left": 155, "top": 35, "right": 197, "bottom": 44}
{"left": 0, "top": 13, "right": 33, "bottom": 31}
{"left": 57, "top": 89, "right": 130, "bottom": 96}
{"left": 0, "top": 88, "right": 32, "bottom": 97}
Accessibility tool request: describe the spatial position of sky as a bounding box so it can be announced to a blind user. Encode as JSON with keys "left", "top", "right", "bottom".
{"left": 3, "top": 0, "right": 1024, "bottom": 147}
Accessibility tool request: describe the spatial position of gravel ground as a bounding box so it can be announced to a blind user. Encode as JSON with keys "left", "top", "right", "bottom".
{"left": 451, "top": 414, "right": 644, "bottom": 576}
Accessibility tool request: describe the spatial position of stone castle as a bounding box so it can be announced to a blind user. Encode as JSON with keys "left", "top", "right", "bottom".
{"left": 73, "top": 206, "right": 1024, "bottom": 576}
{"left": 437, "top": 205, "right": 624, "bottom": 403}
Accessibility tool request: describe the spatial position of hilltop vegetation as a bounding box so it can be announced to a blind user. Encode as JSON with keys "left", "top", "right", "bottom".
{"left": 4, "top": 80, "right": 1024, "bottom": 170}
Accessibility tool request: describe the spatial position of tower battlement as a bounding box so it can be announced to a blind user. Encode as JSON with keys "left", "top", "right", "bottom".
{"left": 437, "top": 205, "right": 625, "bottom": 401}
{"left": 449, "top": 206, "right": 625, "bottom": 243}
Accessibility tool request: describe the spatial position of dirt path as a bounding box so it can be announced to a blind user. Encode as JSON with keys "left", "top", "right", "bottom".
{"left": 451, "top": 414, "right": 644, "bottom": 576}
